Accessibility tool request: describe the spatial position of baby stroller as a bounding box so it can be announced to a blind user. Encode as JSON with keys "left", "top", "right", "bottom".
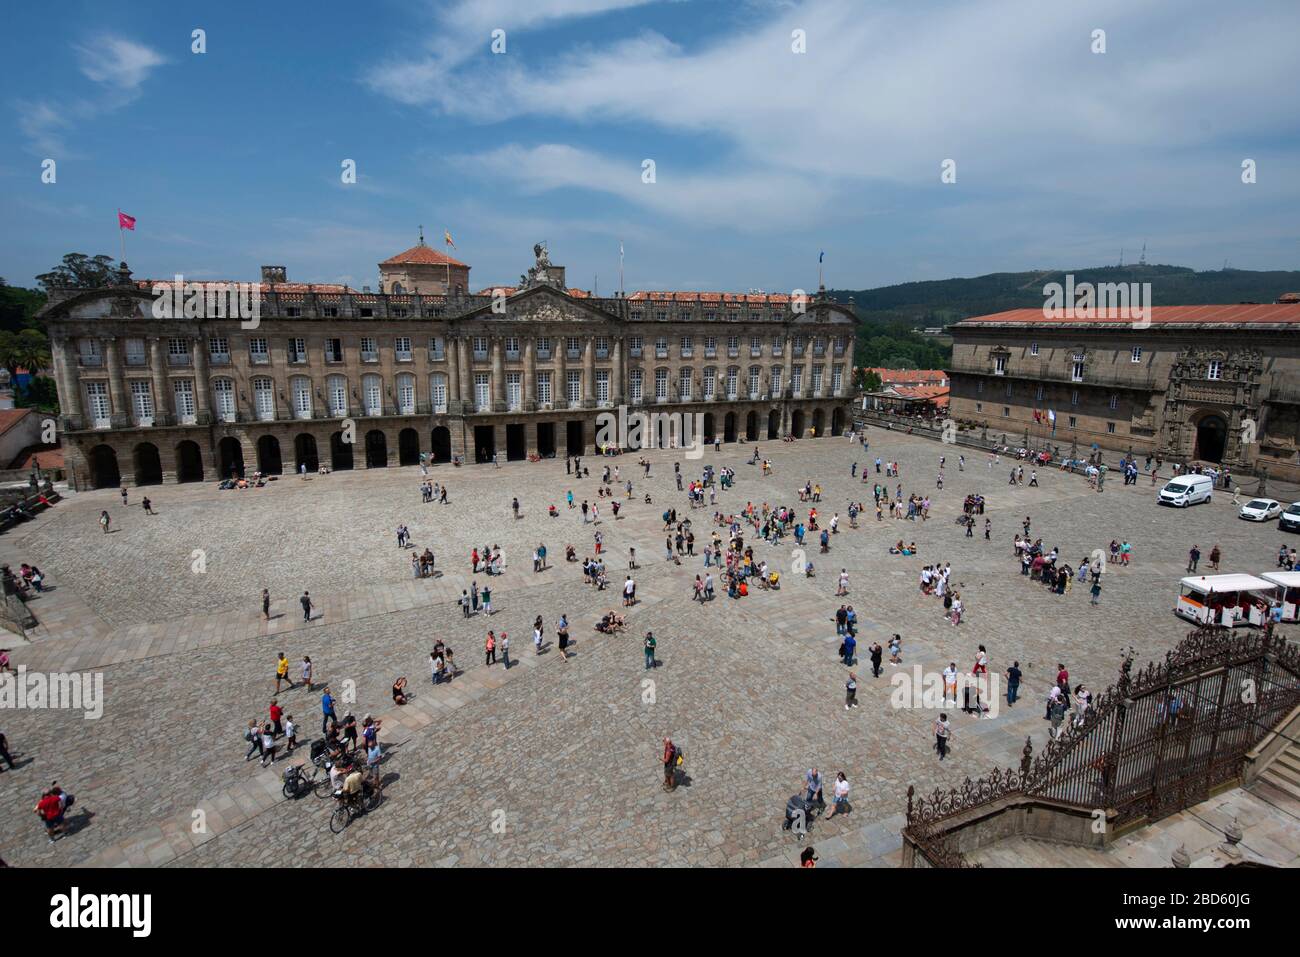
{"left": 782, "top": 793, "right": 817, "bottom": 838}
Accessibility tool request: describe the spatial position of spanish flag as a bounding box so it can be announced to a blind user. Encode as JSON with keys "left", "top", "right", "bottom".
{"left": 444, "top": 230, "right": 455, "bottom": 249}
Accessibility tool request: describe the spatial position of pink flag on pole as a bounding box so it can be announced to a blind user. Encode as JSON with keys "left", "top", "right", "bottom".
{"left": 118, "top": 211, "right": 136, "bottom": 231}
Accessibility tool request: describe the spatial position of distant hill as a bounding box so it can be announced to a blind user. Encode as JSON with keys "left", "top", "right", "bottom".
{"left": 828, "top": 264, "right": 1300, "bottom": 329}
{"left": 827, "top": 264, "right": 1300, "bottom": 370}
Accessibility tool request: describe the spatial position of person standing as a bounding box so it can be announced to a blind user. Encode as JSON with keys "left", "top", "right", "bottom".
{"left": 260, "top": 722, "right": 278, "bottom": 766}
{"left": 269, "top": 699, "right": 284, "bottom": 737}
{"left": 845, "top": 671, "right": 858, "bottom": 709}
{"left": 644, "top": 631, "right": 657, "bottom": 670}
{"left": 661, "top": 737, "right": 677, "bottom": 791}
{"left": 120, "top": 486, "right": 128, "bottom": 507}
{"left": 869, "top": 642, "right": 883, "bottom": 678}
{"left": 99, "top": 510, "right": 111, "bottom": 534}
{"left": 1209, "top": 544, "right": 1221, "bottom": 570}
{"left": 300, "top": 591, "right": 313, "bottom": 622}
{"left": 262, "top": 589, "right": 271, "bottom": 620}
{"left": 481, "top": 583, "right": 492, "bottom": 616}
{"left": 485, "top": 631, "right": 497, "bottom": 666}
{"left": 934, "top": 714, "right": 951, "bottom": 761}
{"left": 1005, "top": 660, "right": 1022, "bottom": 707}
{"left": 534, "top": 616, "right": 545, "bottom": 655}
{"left": 1187, "top": 545, "right": 1201, "bottom": 573}
{"left": 1090, "top": 579, "right": 1102, "bottom": 605}
{"left": 320, "top": 686, "right": 336, "bottom": 735}
{"left": 142, "top": 497, "right": 155, "bottom": 515}
{"left": 301, "top": 655, "right": 314, "bottom": 693}
{"left": 284, "top": 715, "right": 297, "bottom": 753}
{"left": 556, "top": 615, "right": 570, "bottom": 662}
{"left": 500, "top": 632, "right": 510, "bottom": 670}
{"left": 623, "top": 575, "right": 636, "bottom": 607}
{"left": 841, "top": 632, "right": 856, "bottom": 666}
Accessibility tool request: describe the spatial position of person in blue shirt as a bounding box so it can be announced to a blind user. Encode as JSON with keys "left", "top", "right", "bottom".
{"left": 320, "top": 687, "right": 336, "bottom": 735}
{"left": 841, "top": 633, "right": 856, "bottom": 666}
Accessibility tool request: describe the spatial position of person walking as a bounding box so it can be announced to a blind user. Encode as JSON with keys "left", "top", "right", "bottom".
{"left": 1209, "top": 544, "right": 1221, "bottom": 570}
{"left": 142, "top": 497, "right": 155, "bottom": 515}
{"left": 244, "top": 719, "right": 262, "bottom": 761}
{"left": 260, "top": 723, "right": 278, "bottom": 766}
{"left": 934, "top": 714, "right": 951, "bottom": 761}
{"left": 274, "top": 653, "right": 292, "bottom": 694}
{"left": 99, "top": 510, "right": 111, "bottom": 534}
{"left": 1090, "top": 578, "right": 1102, "bottom": 605}
{"left": 1187, "top": 545, "right": 1201, "bottom": 573}
{"left": 644, "top": 631, "right": 657, "bottom": 670}
{"left": 300, "top": 591, "right": 313, "bottom": 622}
{"left": 824, "top": 772, "right": 850, "bottom": 820}
{"left": 284, "top": 715, "right": 297, "bottom": 753}
{"left": 301, "top": 656, "right": 314, "bottom": 692}
{"left": 845, "top": 672, "right": 858, "bottom": 709}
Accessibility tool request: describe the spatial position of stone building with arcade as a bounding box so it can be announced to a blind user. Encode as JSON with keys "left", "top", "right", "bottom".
{"left": 947, "top": 303, "right": 1300, "bottom": 483}
{"left": 39, "top": 242, "right": 856, "bottom": 489}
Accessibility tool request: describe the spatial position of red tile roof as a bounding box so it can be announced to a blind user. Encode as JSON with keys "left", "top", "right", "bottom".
{"left": 8, "top": 444, "right": 63, "bottom": 471}
{"left": 136, "top": 280, "right": 357, "bottom": 294}
{"left": 0, "top": 408, "right": 34, "bottom": 438}
{"left": 868, "top": 368, "right": 948, "bottom": 384}
{"left": 476, "top": 286, "right": 591, "bottom": 299}
{"left": 626, "top": 291, "right": 794, "bottom": 304}
{"left": 955, "top": 304, "right": 1300, "bottom": 327}
{"left": 380, "top": 244, "right": 468, "bottom": 269}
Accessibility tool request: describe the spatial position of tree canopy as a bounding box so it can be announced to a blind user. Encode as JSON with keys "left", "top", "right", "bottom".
{"left": 35, "top": 252, "right": 118, "bottom": 293}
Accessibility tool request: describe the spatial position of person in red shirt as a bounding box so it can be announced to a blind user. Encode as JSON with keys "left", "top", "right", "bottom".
{"left": 1056, "top": 664, "right": 1069, "bottom": 694}
{"left": 35, "top": 789, "right": 64, "bottom": 841}
{"left": 661, "top": 737, "right": 677, "bottom": 791}
{"left": 269, "top": 700, "right": 284, "bottom": 737}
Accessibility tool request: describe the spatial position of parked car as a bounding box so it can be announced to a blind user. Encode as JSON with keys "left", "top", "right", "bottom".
{"left": 1157, "top": 474, "right": 1214, "bottom": 507}
{"left": 1280, "top": 502, "right": 1300, "bottom": 534}
{"left": 1239, "top": 498, "right": 1283, "bottom": 522}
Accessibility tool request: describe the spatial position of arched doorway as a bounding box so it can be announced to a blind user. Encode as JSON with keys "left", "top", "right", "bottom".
{"left": 832, "top": 407, "right": 846, "bottom": 436}
{"left": 294, "top": 434, "right": 319, "bottom": 473}
{"left": 218, "top": 437, "right": 244, "bottom": 479}
{"left": 745, "top": 410, "right": 759, "bottom": 441}
{"left": 430, "top": 426, "right": 451, "bottom": 464}
{"left": 1194, "top": 414, "right": 1229, "bottom": 463}
{"left": 812, "top": 409, "right": 825, "bottom": 437}
{"left": 365, "top": 430, "right": 388, "bottom": 468}
{"left": 768, "top": 409, "right": 781, "bottom": 440}
{"left": 330, "top": 431, "right": 354, "bottom": 471}
{"left": 703, "top": 412, "right": 716, "bottom": 444}
{"left": 724, "top": 412, "right": 737, "bottom": 443}
{"left": 398, "top": 428, "right": 420, "bottom": 466}
{"left": 87, "top": 444, "right": 120, "bottom": 489}
{"left": 257, "top": 435, "right": 282, "bottom": 474}
{"left": 791, "top": 409, "right": 806, "bottom": 438}
{"left": 133, "top": 443, "right": 162, "bottom": 485}
{"left": 176, "top": 440, "right": 204, "bottom": 483}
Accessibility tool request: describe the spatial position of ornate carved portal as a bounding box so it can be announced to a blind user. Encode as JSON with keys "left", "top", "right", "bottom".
{"left": 1158, "top": 346, "right": 1262, "bottom": 467}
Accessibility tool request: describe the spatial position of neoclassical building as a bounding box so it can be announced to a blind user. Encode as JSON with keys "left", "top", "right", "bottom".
{"left": 948, "top": 303, "right": 1300, "bottom": 482}
{"left": 40, "top": 243, "right": 856, "bottom": 488}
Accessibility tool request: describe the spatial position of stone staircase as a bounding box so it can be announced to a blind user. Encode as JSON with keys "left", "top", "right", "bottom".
{"left": 1255, "top": 740, "right": 1300, "bottom": 808}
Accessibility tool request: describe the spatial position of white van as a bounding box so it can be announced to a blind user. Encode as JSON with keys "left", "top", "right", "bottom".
{"left": 1158, "top": 474, "right": 1214, "bottom": 507}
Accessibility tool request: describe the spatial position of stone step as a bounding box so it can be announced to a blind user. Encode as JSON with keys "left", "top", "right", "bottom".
{"left": 1268, "top": 755, "right": 1300, "bottom": 789}
{"left": 1260, "top": 768, "right": 1300, "bottom": 802}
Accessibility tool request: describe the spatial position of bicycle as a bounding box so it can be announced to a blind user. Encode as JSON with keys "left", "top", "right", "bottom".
{"left": 329, "top": 782, "right": 383, "bottom": 833}
{"left": 282, "top": 762, "right": 326, "bottom": 800}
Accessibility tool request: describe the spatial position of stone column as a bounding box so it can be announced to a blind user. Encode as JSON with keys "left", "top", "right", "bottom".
{"left": 149, "top": 337, "right": 171, "bottom": 426}
{"left": 190, "top": 336, "right": 211, "bottom": 423}
{"left": 611, "top": 336, "right": 623, "bottom": 406}
{"left": 103, "top": 337, "right": 129, "bottom": 427}
{"left": 446, "top": 336, "right": 461, "bottom": 412}
{"left": 491, "top": 336, "right": 506, "bottom": 411}
{"left": 458, "top": 335, "right": 472, "bottom": 403}
{"left": 582, "top": 335, "right": 595, "bottom": 408}
{"left": 555, "top": 335, "right": 567, "bottom": 409}
{"left": 782, "top": 334, "right": 793, "bottom": 398}
{"left": 51, "top": 338, "right": 83, "bottom": 430}
{"left": 523, "top": 336, "right": 536, "bottom": 411}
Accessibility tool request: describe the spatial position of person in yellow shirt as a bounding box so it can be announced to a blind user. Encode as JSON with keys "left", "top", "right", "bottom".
{"left": 274, "top": 653, "right": 292, "bottom": 694}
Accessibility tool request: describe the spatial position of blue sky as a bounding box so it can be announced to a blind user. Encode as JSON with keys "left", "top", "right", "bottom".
{"left": 2, "top": 0, "right": 1298, "bottom": 293}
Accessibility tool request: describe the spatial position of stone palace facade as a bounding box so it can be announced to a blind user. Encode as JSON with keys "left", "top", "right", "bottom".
{"left": 39, "top": 243, "right": 856, "bottom": 488}
{"left": 947, "top": 303, "right": 1300, "bottom": 483}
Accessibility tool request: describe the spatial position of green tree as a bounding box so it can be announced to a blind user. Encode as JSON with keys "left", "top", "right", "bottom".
{"left": 35, "top": 253, "right": 117, "bottom": 293}
{"left": 13, "top": 329, "right": 51, "bottom": 373}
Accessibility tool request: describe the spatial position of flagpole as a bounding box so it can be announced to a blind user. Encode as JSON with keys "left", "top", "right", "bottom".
{"left": 618, "top": 241, "right": 624, "bottom": 298}
{"left": 118, "top": 208, "right": 125, "bottom": 263}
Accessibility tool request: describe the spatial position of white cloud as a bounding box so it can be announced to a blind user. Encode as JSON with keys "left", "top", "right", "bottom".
{"left": 74, "top": 36, "right": 167, "bottom": 93}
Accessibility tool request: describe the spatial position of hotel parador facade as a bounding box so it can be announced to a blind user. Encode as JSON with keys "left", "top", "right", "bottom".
{"left": 39, "top": 242, "right": 856, "bottom": 489}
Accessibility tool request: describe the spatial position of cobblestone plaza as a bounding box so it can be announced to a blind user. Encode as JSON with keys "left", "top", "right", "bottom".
{"left": 0, "top": 430, "right": 1292, "bottom": 867}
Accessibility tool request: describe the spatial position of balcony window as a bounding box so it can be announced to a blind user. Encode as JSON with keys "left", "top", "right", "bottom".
{"left": 628, "top": 336, "right": 642, "bottom": 358}
{"left": 324, "top": 338, "right": 343, "bottom": 363}
{"left": 1071, "top": 360, "right": 1085, "bottom": 382}
{"left": 428, "top": 338, "right": 444, "bottom": 361}
{"left": 395, "top": 337, "right": 412, "bottom": 362}
{"left": 566, "top": 337, "right": 581, "bottom": 360}
{"left": 168, "top": 338, "right": 191, "bottom": 366}
{"left": 209, "top": 337, "right": 231, "bottom": 365}
{"left": 250, "top": 338, "right": 270, "bottom": 364}
{"left": 506, "top": 336, "right": 520, "bottom": 360}
{"left": 360, "top": 337, "right": 378, "bottom": 362}
{"left": 473, "top": 336, "right": 489, "bottom": 361}
{"left": 655, "top": 337, "right": 668, "bottom": 359}
{"left": 595, "top": 337, "right": 609, "bottom": 359}
{"left": 124, "top": 338, "right": 147, "bottom": 366}
{"left": 288, "top": 338, "right": 307, "bottom": 364}
{"left": 86, "top": 381, "right": 111, "bottom": 428}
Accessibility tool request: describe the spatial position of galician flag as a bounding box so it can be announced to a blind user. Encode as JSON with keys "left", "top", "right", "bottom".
{"left": 118, "top": 210, "right": 136, "bottom": 231}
